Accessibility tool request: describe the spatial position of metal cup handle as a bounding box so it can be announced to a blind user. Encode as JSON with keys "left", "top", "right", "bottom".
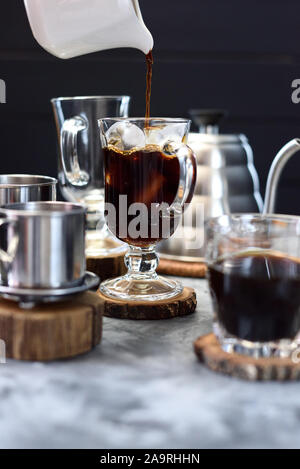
{"left": 60, "top": 115, "right": 90, "bottom": 187}
{"left": 0, "top": 218, "right": 19, "bottom": 269}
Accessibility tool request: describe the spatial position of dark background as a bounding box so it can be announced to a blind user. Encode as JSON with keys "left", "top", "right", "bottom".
{"left": 0, "top": 0, "right": 300, "bottom": 213}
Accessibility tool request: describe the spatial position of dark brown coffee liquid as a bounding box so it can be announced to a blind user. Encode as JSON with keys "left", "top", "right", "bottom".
{"left": 104, "top": 144, "right": 180, "bottom": 247}
{"left": 145, "top": 50, "right": 153, "bottom": 120}
{"left": 208, "top": 252, "right": 300, "bottom": 342}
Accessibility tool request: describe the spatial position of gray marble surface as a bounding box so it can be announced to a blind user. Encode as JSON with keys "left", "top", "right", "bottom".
{"left": 0, "top": 277, "right": 300, "bottom": 449}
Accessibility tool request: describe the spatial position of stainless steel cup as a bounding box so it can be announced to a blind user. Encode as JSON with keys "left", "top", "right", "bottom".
{"left": 0, "top": 202, "right": 86, "bottom": 289}
{"left": 0, "top": 175, "right": 57, "bottom": 204}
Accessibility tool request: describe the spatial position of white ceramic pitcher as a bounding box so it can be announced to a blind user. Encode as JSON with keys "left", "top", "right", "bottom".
{"left": 24, "top": 0, "right": 153, "bottom": 59}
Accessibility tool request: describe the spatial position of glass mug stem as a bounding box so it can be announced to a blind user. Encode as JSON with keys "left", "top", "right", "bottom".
{"left": 100, "top": 244, "right": 182, "bottom": 301}
{"left": 125, "top": 245, "right": 158, "bottom": 278}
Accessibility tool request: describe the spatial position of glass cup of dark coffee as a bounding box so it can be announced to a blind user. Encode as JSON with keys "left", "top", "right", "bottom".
{"left": 98, "top": 117, "right": 197, "bottom": 301}
{"left": 207, "top": 213, "right": 300, "bottom": 357}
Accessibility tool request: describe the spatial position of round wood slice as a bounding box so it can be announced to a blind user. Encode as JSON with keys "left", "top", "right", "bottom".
{"left": 97, "top": 287, "right": 197, "bottom": 320}
{"left": 157, "top": 258, "right": 206, "bottom": 278}
{"left": 194, "top": 333, "right": 300, "bottom": 381}
{"left": 87, "top": 251, "right": 127, "bottom": 282}
{"left": 0, "top": 292, "right": 103, "bottom": 361}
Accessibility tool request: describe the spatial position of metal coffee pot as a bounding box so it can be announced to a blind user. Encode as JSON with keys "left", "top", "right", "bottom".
{"left": 187, "top": 110, "right": 263, "bottom": 217}
{"left": 158, "top": 109, "right": 300, "bottom": 261}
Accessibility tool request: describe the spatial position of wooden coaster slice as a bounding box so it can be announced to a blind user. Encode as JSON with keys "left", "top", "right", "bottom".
{"left": 97, "top": 287, "right": 197, "bottom": 320}
{"left": 157, "top": 258, "right": 207, "bottom": 278}
{"left": 0, "top": 291, "right": 103, "bottom": 361}
{"left": 87, "top": 251, "right": 127, "bottom": 282}
{"left": 194, "top": 333, "right": 300, "bottom": 381}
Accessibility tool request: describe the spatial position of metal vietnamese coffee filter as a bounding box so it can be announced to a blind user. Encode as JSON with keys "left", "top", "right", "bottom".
{"left": 0, "top": 174, "right": 57, "bottom": 204}
{"left": 0, "top": 202, "right": 86, "bottom": 290}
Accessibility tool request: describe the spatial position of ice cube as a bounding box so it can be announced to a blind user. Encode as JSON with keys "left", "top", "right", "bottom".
{"left": 158, "top": 123, "right": 186, "bottom": 143}
{"left": 144, "top": 127, "right": 163, "bottom": 145}
{"left": 145, "top": 123, "right": 186, "bottom": 146}
{"left": 106, "top": 121, "right": 145, "bottom": 151}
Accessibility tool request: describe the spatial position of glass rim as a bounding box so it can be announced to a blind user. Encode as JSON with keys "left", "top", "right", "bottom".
{"left": 209, "top": 213, "right": 300, "bottom": 231}
{"left": 98, "top": 117, "right": 191, "bottom": 124}
{"left": 51, "top": 95, "right": 130, "bottom": 103}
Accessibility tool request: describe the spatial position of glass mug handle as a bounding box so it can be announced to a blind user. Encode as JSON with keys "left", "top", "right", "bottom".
{"left": 163, "top": 140, "right": 197, "bottom": 212}
{"left": 60, "top": 116, "right": 90, "bottom": 187}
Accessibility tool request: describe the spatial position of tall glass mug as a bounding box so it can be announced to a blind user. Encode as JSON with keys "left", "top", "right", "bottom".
{"left": 51, "top": 96, "right": 131, "bottom": 256}
{"left": 207, "top": 214, "right": 300, "bottom": 357}
{"left": 98, "top": 117, "right": 197, "bottom": 301}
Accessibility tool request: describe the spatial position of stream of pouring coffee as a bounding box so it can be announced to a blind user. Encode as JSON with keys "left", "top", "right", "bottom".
{"left": 145, "top": 50, "right": 153, "bottom": 120}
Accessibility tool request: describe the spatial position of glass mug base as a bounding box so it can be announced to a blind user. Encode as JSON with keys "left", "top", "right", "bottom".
{"left": 100, "top": 274, "right": 183, "bottom": 302}
{"left": 214, "top": 322, "right": 300, "bottom": 359}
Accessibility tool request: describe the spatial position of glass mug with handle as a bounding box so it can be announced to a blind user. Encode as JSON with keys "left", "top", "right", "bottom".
{"left": 98, "top": 117, "right": 197, "bottom": 301}
{"left": 51, "top": 95, "right": 131, "bottom": 256}
{"left": 207, "top": 213, "right": 300, "bottom": 357}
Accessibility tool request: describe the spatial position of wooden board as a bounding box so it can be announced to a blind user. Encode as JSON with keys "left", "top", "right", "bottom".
{"left": 97, "top": 287, "right": 197, "bottom": 320}
{"left": 87, "top": 251, "right": 126, "bottom": 282}
{"left": 157, "top": 258, "right": 206, "bottom": 278}
{"left": 194, "top": 333, "right": 300, "bottom": 381}
{"left": 0, "top": 292, "right": 103, "bottom": 361}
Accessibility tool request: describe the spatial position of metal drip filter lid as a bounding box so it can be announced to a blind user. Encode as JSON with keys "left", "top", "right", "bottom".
{"left": 189, "top": 109, "right": 227, "bottom": 134}
{"left": 188, "top": 109, "right": 245, "bottom": 143}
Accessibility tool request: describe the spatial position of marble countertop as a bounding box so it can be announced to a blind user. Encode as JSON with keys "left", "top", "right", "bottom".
{"left": 0, "top": 276, "right": 299, "bottom": 449}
